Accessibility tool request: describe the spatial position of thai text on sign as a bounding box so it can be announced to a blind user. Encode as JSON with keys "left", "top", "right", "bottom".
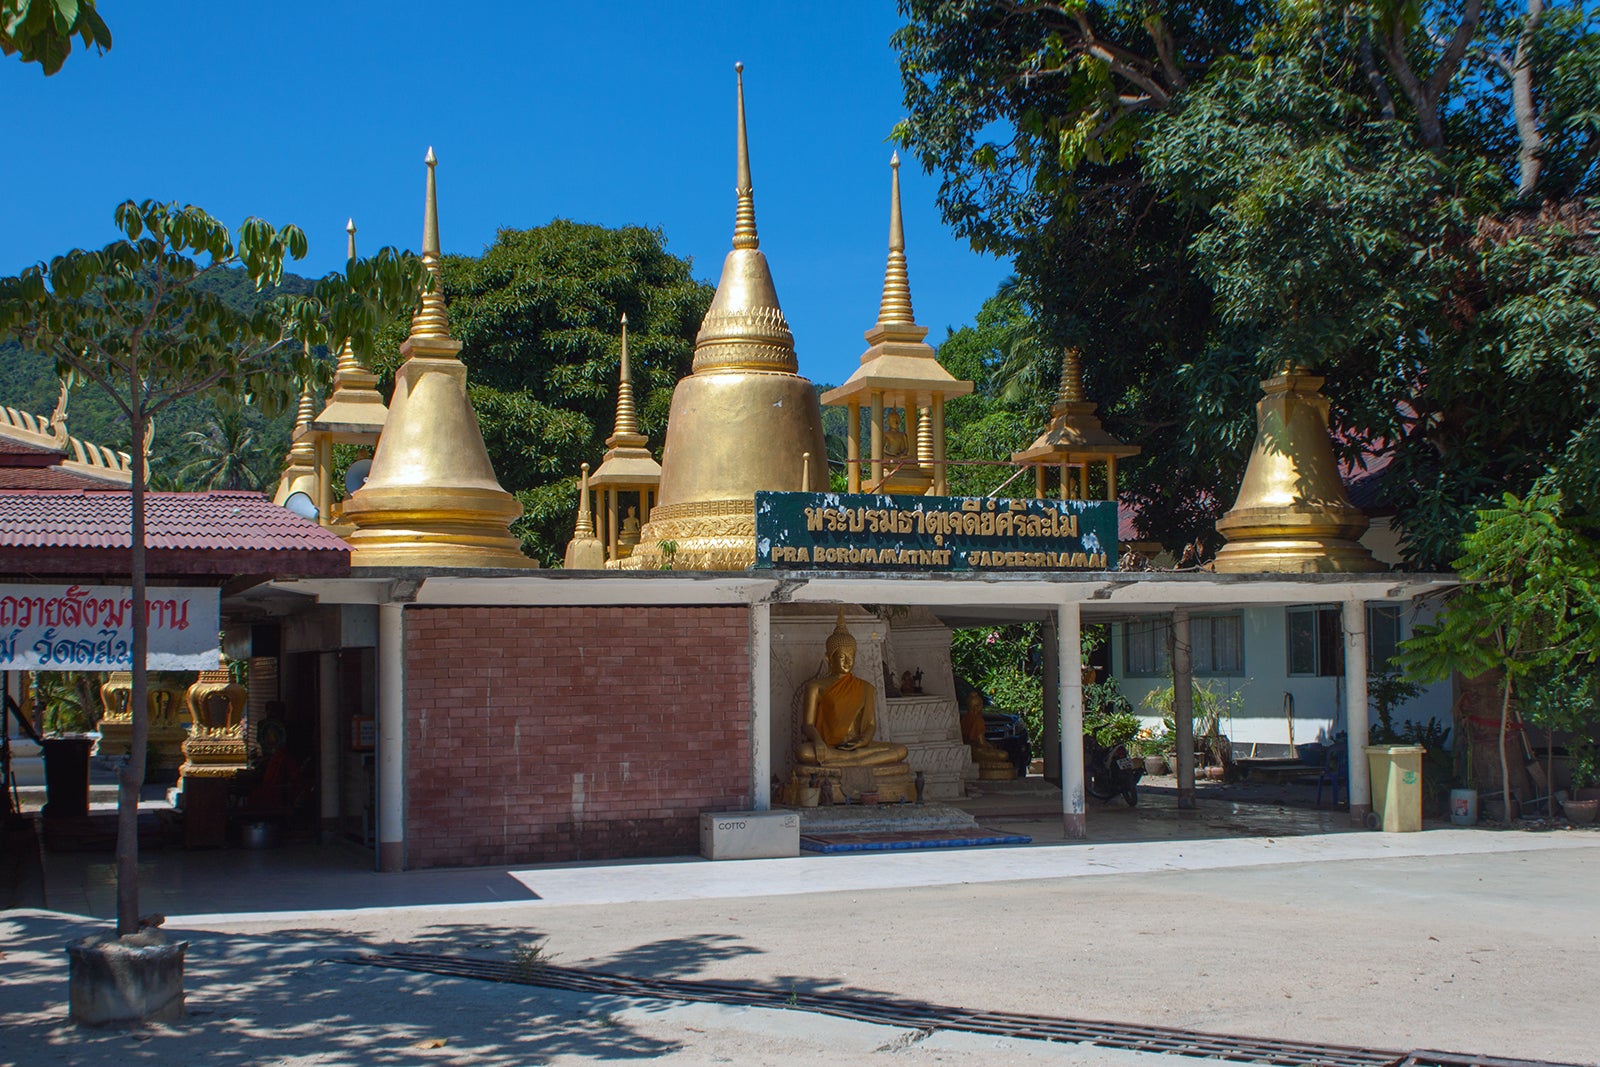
{"left": 754, "top": 492, "right": 1117, "bottom": 571}
{"left": 0, "top": 584, "right": 222, "bottom": 670}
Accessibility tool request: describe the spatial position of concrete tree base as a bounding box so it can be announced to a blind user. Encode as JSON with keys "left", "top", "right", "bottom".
{"left": 67, "top": 931, "right": 187, "bottom": 1026}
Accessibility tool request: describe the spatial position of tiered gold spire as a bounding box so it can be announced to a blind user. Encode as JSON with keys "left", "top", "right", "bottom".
{"left": 341, "top": 148, "right": 534, "bottom": 569}
{"left": 621, "top": 64, "right": 827, "bottom": 570}
{"left": 1010, "top": 346, "right": 1140, "bottom": 502}
{"left": 272, "top": 382, "right": 320, "bottom": 506}
{"left": 588, "top": 313, "right": 662, "bottom": 565}
{"left": 1212, "top": 364, "right": 1379, "bottom": 572}
{"left": 821, "top": 152, "right": 971, "bottom": 495}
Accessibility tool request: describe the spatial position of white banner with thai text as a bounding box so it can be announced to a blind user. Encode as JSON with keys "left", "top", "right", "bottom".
{"left": 0, "top": 584, "right": 221, "bottom": 671}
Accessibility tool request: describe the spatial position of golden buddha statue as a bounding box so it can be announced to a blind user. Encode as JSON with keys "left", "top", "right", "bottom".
{"left": 961, "top": 691, "right": 1017, "bottom": 780}
{"left": 796, "top": 614, "right": 913, "bottom": 800}
{"left": 883, "top": 409, "right": 911, "bottom": 460}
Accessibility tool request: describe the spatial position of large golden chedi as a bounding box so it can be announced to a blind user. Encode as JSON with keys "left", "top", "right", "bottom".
{"left": 621, "top": 64, "right": 827, "bottom": 571}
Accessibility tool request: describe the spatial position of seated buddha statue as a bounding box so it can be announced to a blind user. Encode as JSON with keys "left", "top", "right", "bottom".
{"left": 796, "top": 613, "right": 909, "bottom": 769}
{"left": 883, "top": 409, "right": 911, "bottom": 459}
{"left": 961, "top": 691, "right": 1017, "bottom": 780}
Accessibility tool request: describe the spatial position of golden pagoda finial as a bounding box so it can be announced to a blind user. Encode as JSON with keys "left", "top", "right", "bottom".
{"left": 612, "top": 312, "right": 641, "bottom": 438}
{"left": 287, "top": 380, "right": 318, "bottom": 461}
{"left": 332, "top": 219, "right": 363, "bottom": 378}
{"left": 575, "top": 463, "right": 596, "bottom": 538}
{"left": 410, "top": 146, "right": 451, "bottom": 339}
{"left": 876, "top": 152, "right": 915, "bottom": 327}
{"left": 1057, "top": 347, "right": 1086, "bottom": 406}
{"left": 916, "top": 405, "right": 935, "bottom": 465}
{"left": 733, "top": 62, "right": 758, "bottom": 250}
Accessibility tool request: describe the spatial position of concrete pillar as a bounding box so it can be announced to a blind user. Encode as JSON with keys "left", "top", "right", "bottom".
{"left": 1173, "top": 608, "right": 1196, "bottom": 810}
{"left": 870, "top": 392, "right": 885, "bottom": 490}
{"left": 846, "top": 400, "right": 861, "bottom": 493}
{"left": 1059, "top": 602, "right": 1086, "bottom": 838}
{"left": 376, "top": 602, "right": 405, "bottom": 872}
{"left": 750, "top": 601, "right": 771, "bottom": 811}
{"left": 1042, "top": 614, "right": 1060, "bottom": 784}
{"left": 317, "top": 650, "right": 340, "bottom": 840}
{"left": 1344, "top": 599, "right": 1372, "bottom": 825}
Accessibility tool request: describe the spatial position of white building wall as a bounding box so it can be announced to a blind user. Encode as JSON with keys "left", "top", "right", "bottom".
{"left": 1111, "top": 598, "right": 1452, "bottom": 750}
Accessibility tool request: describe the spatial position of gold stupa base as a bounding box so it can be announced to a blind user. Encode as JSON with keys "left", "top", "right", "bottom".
{"left": 975, "top": 758, "right": 1017, "bottom": 780}
{"left": 1213, "top": 505, "right": 1380, "bottom": 573}
{"left": 344, "top": 486, "right": 536, "bottom": 569}
{"left": 618, "top": 498, "right": 756, "bottom": 571}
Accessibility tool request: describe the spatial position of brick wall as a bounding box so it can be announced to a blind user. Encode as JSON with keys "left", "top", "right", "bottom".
{"left": 403, "top": 605, "right": 751, "bottom": 868}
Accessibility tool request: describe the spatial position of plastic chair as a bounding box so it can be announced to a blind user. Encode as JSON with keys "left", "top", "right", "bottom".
{"left": 1316, "top": 746, "right": 1348, "bottom": 808}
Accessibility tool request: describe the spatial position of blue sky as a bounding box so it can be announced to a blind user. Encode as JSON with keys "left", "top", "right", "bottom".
{"left": 2, "top": 2, "right": 1013, "bottom": 387}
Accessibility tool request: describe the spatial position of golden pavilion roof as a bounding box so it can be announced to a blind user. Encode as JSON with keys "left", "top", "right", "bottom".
{"left": 1010, "top": 347, "right": 1140, "bottom": 465}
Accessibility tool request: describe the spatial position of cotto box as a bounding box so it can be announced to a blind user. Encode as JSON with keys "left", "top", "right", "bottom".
{"left": 698, "top": 810, "right": 800, "bottom": 860}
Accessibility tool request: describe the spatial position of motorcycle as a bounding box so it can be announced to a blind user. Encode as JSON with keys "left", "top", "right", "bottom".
{"left": 1084, "top": 735, "right": 1143, "bottom": 806}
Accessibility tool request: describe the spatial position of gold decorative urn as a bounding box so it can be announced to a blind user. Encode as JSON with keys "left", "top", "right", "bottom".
{"left": 96, "top": 672, "right": 189, "bottom": 774}
{"left": 178, "top": 669, "right": 250, "bottom": 780}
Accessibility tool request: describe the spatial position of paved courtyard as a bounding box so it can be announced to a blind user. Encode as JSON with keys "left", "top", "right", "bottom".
{"left": 3, "top": 812, "right": 1597, "bottom": 1066}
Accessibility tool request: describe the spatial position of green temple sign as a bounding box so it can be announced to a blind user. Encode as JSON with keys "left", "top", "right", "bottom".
{"left": 754, "top": 492, "right": 1118, "bottom": 572}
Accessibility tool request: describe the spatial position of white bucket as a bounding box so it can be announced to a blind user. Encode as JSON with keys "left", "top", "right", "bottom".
{"left": 1449, "top": 788, "right": 1479, "bottom": 826}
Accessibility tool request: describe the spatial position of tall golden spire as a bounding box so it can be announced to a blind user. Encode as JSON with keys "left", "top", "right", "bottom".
{"left": 619, "top": 63, "right": 827, "bottom": 569}
{"left": 611, "top": 313, "right": 641, "bottom": 441}
{"left": 733, "top": 63, "right": 758, "bottom": 251}
{"left": 332, "top": 220, "right": 363, "bottom": 378}
{"left": 341, "top": 147, "right": 534, "bottom": 569}
{"left": 410, "top": 147, "right": 451, "bottom": 340}
{"left": 688, "top": 63, "right": 799, "bottom": 375}
{"left": 563, "top": 463, "right": 605, "bottom": 569}
{"left": 1010, "top": 346, "right": 1139, "bottom": 502}
{"left": 1056, "top": 346, "right": 1086, "bottom": 404}
{"left": 289, "top": 385, "right": 317, "bottom": 460}
{"left": 876, "top": 153, "right": 915, "bottom": 328}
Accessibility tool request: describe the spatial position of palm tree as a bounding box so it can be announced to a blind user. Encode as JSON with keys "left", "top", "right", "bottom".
{"left": 178, "top": 402, "right": 276, "bottom": 491}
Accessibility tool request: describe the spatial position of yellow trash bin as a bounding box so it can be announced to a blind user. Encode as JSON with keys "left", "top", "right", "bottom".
{"left": 1365, "top": 745, "right": 1426, "bottom": 832}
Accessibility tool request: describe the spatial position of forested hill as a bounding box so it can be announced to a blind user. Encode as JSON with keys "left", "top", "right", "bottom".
{"left": 0, "top": 267, "right": 316, "bottom": 490}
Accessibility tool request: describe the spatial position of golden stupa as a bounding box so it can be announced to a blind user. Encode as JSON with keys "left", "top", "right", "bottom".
{"left": 821, "top": 153, "right": 972, "bottom": 495}
{"left": 588, "top": 314, "right": 663, "bottom": 564}
{"left": 341, "top": 148, "right": 535, "bottom": 569}
{"left": 563, "top": 462, "right": 606, "bottom": 569}
{"left": 621, "top": 64, "right": 827, "bottom": 570}
{"left": 1212, "top": 364, "right": 1379, "bottom": 572}
{"left": 272, "top": 384, "right": 320, "bottom": 506}
{"left": 1010, "top": 346, "right": 1140, "bottom": 501}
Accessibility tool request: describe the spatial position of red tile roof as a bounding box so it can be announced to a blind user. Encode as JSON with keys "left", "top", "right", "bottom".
{"left": 0, "top": 490, "right": 350, "bottom": 577}
{"left": 0, "top": 466, "right": 135, "bottom": 490}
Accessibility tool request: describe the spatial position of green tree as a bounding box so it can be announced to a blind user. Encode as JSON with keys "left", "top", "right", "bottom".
{"left": 368, "top": 219, "right": 713, "bottom": 565}
{"left": 894, "top": 1, "right": 1600, "bottom": 564}
{"left": 1400, "top": 493, "right": 1600, "bottom": 823}
{"left": 0, "top": 200, "right": 426, "bottom": 936}
{"left": 1, "top": 0, "right": 110, "bottom": 74}
{"left": 178, "top": 397, "right": 280, "bottom": 491}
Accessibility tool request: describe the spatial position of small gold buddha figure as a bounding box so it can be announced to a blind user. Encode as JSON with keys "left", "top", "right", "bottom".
{"left": 797, "top": 614, "right": 909, "bottom": 770}
{"left": 961, "top": 691, "right": 1017, "bottom": 780}
{"left": 618, "top": 506, "right": 641, "bottom": 556}
{"left": 883, "top": 409, "right": 911, "bottom": 459}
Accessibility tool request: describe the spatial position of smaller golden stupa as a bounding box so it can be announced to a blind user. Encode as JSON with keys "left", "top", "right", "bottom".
{"left": 1212, "top": 365, "right": 1379, "bottom": 572}
{"left": 822, "top": 153, "right": 972, "bottom": 495}
{"left": 563, "top": 462, "right": 606, "bottom": 569}
{"left": 588, "top": 314, "right": 662, "bottom": 564}
{"left": 341, "top": 148, "right": 534, "bottom": 569}
{"left": 272, "top": 384, "right": 320, "bottom": 507}
{"left": 1010, "top": 346, "right": 1139, "bottom": 501}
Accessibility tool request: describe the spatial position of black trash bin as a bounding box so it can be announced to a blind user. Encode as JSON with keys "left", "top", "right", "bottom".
{"left": 41, "top": 736, "right": 93, "bottom": 819}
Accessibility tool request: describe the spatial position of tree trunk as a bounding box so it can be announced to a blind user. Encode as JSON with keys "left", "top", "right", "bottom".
{"left": 116, "top": 394, "right": 147, "bottom": 938}
{"left": 1511, "top": 0, "right": 1546, "bottom": 197}
{"left": 1497, "top": 676, "right": 1513, "bottom": 827}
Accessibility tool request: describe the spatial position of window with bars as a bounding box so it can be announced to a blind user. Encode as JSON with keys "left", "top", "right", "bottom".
{"left": 1286, "top": 605, "right": 1402, "bottom": 676}
{"left": 1121, "top": 614, "right": 1243, "bottom": 677}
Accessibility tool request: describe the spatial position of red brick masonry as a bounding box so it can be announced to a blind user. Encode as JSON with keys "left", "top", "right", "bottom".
{"left": 404, "top": 605, "right": 751, "bottom": 868}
